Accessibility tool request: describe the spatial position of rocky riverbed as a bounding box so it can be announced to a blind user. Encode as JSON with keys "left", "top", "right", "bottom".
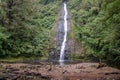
{"left": 0, "top": 62, "right": 120, "bottom": 80}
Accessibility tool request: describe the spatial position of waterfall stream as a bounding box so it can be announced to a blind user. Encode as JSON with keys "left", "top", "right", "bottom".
{"left": 59, "top": 2, "right": 68, "bottom": 65}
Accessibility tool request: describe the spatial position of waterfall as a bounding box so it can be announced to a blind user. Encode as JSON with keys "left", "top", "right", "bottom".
{"left": 59, "top": 2, "right": 68, "bottom": 64}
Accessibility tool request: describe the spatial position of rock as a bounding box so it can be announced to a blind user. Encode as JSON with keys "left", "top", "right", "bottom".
{"left": 36, "top": 65, "right": 41, "bottom": 68}
{"left": 105, "top": 72, "right": 120, "bottom": 75}
{"left": 41, "top": 75, "right": 51, "bottom": 80}
{"left": 97, "top": 63, "right": 107, "bottom": 69}
{"left": 0, "top": 77, "right": 6, "bottom": 80}
{"left": 0, "top": 62, "right": 120, "bottom": 80}
{"left": 0, "top": 73, "right": 6, "bottom": 80}
{"left": 48, "top": 68, "right": 52, "bottom": 71}
{"left": 20, "top": 66, "right": 27, "bottom": 69}
{"left": 63, "top": 70, "right": 68, "bottom": 74}
{"left": 90, "top": 65, "right": 98, "bottom": 68}
{"left": 76, "top": 66, "right": 85, "bottom": 69}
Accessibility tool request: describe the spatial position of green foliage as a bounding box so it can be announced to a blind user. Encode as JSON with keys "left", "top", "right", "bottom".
{"left": 0, "top": 0, "right": 61, "bottom": 58}
{"left": 68, "top": 0, "right": 120, "bottom": 66}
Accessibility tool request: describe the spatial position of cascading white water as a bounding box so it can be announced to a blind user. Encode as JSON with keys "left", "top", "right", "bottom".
{"left": 59, "top": 2, "right": 68, "bottom": 64}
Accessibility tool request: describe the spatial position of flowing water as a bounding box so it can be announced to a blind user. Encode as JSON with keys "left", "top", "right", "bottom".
{"left": 59, "top": 2, "right": 68, "bottom": 65}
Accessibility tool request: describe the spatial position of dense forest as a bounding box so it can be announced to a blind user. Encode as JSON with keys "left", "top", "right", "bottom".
{"left": 0, "top": 0, "right": 61, "bottom": 59}
{"left": 0, "top": 0, "right": 120, "bottom": 67}
{"left": 68, "top": 0, "right": 120, "bottom": 66}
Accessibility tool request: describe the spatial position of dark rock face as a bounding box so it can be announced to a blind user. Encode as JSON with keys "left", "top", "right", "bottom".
{"left": 49, "top": 2, "right": 71, "bottom": 60}
{"left": 56, "top": 3, "right": 67, "bottom": 60}
{"left": 49, "top": 48, "right": 59, "bottom": 60}
{"left": 49, "top": 1, "right": 83, "bottom": 61}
